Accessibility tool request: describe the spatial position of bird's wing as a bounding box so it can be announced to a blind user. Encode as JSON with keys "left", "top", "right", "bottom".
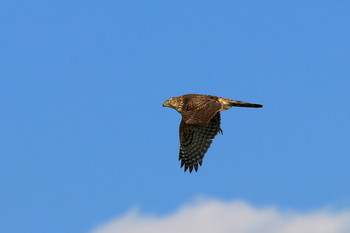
{"left": 179, "top": 112, "right": 222, "bottom": 172}
{"left": 181, "top": 98, "right": 222, "bottom": 126}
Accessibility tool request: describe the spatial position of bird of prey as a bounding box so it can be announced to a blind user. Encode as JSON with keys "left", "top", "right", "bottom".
{"left": 163, "top": 94, "right": 263, "bottom": 173}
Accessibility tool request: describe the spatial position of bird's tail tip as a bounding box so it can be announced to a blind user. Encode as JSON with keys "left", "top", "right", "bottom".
{"left": 228, "top": 100, "right": 263, "bottom": 108}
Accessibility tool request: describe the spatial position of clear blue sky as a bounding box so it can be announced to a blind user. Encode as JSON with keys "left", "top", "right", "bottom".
{"left": 1, "top": 1, "right": 350, "bottom": 233}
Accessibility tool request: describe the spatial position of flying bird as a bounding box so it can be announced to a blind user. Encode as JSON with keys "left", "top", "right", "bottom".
{"left": 163, "top": 94, "right": 263, "bottom": 173}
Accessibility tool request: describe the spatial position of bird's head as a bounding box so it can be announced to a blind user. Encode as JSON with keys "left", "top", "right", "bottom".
{"left": 163, "top": 97, "right": 178, "bottom": 110}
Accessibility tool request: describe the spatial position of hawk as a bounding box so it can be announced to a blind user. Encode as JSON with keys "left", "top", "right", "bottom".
{"left": 163, "top": 94, "right": 263, "bottom": 173}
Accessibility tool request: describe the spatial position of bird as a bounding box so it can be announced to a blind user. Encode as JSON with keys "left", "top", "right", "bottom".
{"left": 163, "top": 94, "right": 263, "bottom": 173}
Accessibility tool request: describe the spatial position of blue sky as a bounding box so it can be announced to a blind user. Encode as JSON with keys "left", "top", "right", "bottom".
{"left": 1, "top": 1, "right": 350, "bottom": 233}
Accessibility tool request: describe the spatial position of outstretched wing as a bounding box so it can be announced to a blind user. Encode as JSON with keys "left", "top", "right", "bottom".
{"left": 180, "top": 97, "right": 222, "bottom": 126}
{"left": 179, "top": 112, "right": 222, "bottom": 172}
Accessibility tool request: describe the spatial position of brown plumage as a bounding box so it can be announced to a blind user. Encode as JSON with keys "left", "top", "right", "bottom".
{"left": 163, "top": 94, "right": 263, "bottom": 173}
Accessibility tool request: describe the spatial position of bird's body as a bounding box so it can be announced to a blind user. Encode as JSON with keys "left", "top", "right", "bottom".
{"left": 163, "top": 94, "right": 263, "bottom": 173}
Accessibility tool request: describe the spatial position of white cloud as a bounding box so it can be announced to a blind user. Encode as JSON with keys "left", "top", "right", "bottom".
{"left": 91, "top": 198, "right": 350, "bottom": 233}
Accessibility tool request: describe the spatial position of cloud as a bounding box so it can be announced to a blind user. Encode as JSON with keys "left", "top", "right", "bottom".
{"left": 91, "top": 198, "right": 350, "bottom": 233}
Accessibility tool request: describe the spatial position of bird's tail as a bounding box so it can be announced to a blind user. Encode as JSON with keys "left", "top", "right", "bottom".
{"left": 227, "top": 99, "right": 263, "bottom": 108}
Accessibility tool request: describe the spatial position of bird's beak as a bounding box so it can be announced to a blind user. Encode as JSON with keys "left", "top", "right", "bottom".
{"left": 163, "top": 100, "right": 169, "bottom": 107}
